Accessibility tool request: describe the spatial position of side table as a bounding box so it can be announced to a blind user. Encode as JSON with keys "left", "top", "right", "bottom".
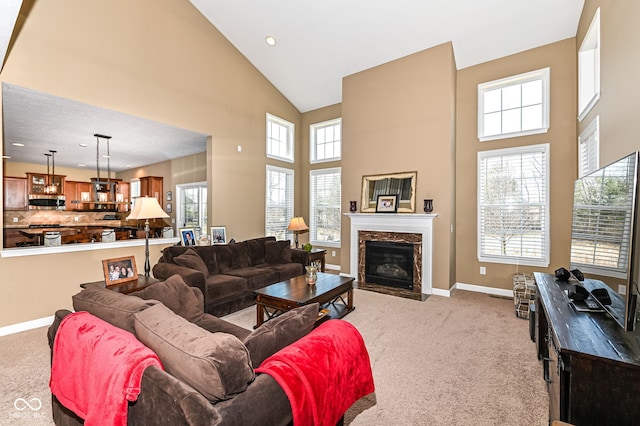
{"left": 80, "top": 274, "right": 160, "bottom": 294}
{"left": 308, "top": 248, "right": 326, "bottom": 272}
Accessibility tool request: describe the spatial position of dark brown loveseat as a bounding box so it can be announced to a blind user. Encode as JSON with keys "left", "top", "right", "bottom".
{"left": 48, "top": 275, "right": 332, "bottom": 425}
{"left": 152, "top": 236, "right": 309, "bottom": 316}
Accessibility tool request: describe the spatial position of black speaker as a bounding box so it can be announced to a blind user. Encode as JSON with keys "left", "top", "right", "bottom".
{"left": 555, "top": 267, "right": 571, "bottom": 281}
{"left": 592, "top": 288, "right": 612, "bottom": 305}
{"left": 571, "top": 268, "right": 584, "bottom": 281}
{"left": 568, "top": 284, "right": 589, "bottom": 301}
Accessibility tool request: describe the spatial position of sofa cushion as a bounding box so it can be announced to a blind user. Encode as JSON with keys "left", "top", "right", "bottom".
{"left": 214, "top": 245, "right": 235, "bottom": 273}
{"left": 192, "top": 246, "right": 219, "bottom": 274}
{"left": 135, "top": 274, "right": 204, "bottom": 323}
{"left": 133, "top": 303, "right": 255, "bottom": 402}
{"left": 243, "top": 303, "right": 319, "bottom": 367}
{"left": 204, "top": 274, "right": 248, "bottom": 301}
{"left": 245, "top": 236, "right": 276, "bottom": 266}
{"left": 229, "top": 243, "right": 251, "bottom": 269}
{"left": 72, "top": 286, "right": 156, "bottom": 334}
{"left": 173, "top": 248, "right": 209, "bottom": 277}
{"left": 225, "top": 267, "right": 280, "bottom": 291}
{"left": 265, "top": 262, "right": 305, "bottom": 281}
{"left": 265, "top": 240, "right": 292, "bottom": 264}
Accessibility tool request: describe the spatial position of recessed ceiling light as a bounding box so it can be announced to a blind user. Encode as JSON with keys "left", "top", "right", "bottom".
{"left": 265, "top": 36, "right": 276, "bottom": 46}
{"left": 79, "top": 143, "right": 88, "bottom": 147}
{"left": 11, "top": 143, "right": 24, "bottom": 147}
{"left": 2, "top": 155, "right": 10, "bottom": 159}
{"left": 77, "top": 164, "right": 86, "bottom": 167}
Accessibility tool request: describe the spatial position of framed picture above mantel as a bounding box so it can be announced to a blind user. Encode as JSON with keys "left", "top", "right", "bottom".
{"left": 361, "top": 171, "right": 416, "bottom": 213}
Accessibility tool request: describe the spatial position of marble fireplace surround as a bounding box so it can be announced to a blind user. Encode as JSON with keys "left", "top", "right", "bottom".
{"left": 346, "top": 213, "right": 438, "bottom": 298}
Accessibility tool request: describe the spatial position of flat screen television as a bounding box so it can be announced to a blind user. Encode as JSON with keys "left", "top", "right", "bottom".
{"left": 570, "top": 152, "right": 640, "bottom": 331}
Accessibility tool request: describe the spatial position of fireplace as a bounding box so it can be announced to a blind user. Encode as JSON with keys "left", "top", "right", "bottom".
{"left": 347, "top": 213, "right": 437, "bottom": 300}
{"left": 365, "top": 241, "right": 414, "bottom": 290}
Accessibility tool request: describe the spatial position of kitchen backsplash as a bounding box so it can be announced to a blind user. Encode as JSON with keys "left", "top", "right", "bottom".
{"left": 3, "top": 210, "right": 127, "bottom": 228}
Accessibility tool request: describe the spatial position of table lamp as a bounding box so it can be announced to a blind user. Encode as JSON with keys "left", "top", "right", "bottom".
{"left": 127, "top": 196, "right": 169, "bottom": 276}
{"left": 287, "top": 217, "right": 308, "bottom": 248}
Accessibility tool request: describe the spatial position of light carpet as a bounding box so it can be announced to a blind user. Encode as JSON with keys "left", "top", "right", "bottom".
{"left": 0, "top": 288, "right": 548, "bottom": 425}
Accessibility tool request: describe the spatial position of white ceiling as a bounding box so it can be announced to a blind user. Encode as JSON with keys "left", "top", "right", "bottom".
{"left": 2, "top": 84, "right": 208, "bottom": 172}
{"left": 1, "top": 1, "right": 585, "bottom": 171}
{"left": 190, "top": 0, "right": 585, "bottom": 113}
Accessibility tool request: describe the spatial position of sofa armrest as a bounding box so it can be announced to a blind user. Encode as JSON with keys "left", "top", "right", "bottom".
{"left": 213, "top": 373, "right": 293, "bottom": 426}
{"left": 152, "top": 263, "right": 207, "bottom": 300}
{"left": 290, "top": 248, "right": 309, "bottom": 268}
{"left": 48, "top": 309, "right": 72, "bottom": 350}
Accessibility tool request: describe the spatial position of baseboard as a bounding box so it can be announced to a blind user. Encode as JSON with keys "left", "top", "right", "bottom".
{"left": 455, "top": 282, "right": 514, "bottom": 298}
{"left": 324, "top": 263, "right": 340, "bottom": 271}
{"left": 0, "top": 316, "right": 54, "bottom": 337}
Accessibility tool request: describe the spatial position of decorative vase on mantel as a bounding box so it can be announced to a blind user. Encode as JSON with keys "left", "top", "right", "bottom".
{"left": 305, "top": 266, "right": 318, "bottom": 286}
{"left": 349, "top": 201, "right": 357, "bottom": 213}
{"left": 424, "top": 199, "right": 434, "bottom": 213}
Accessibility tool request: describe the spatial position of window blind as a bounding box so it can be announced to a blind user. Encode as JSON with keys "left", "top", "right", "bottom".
{"left": 266, "top": 166, "right": 294, "bottom": 241}
{"left": 478, "top": 144, "right": 549, "bottom": 266}
{"left": 310, "top": 168, "right": 341, "bottom": 246}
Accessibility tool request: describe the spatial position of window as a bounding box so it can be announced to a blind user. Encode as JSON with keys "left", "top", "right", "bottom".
{"left": 266, "top": 113, "right": 294, "bottom": 162}
{"left": 478, "top": 68, "right": 550, "bottom": 141}
{"left": 578, "top": 7, "right": 600, "bottom": 121}
{"left": 310, "top": 118, "right": 341, "bottom": 163}
{"left": 176, "top": 182, "right": 207, "bottom": 232}
{"left": 266, "top": 165, "right": 294, "bottom": 240}
{"left": 310, "top": 168, "right": 341, "bottom": 247}
{"left": 129, "top": 178, "right": 140, "bottom": 211}
{"left": 578, "top": 117, "right": 599, "bottom": 177}
{"left": 478, "top": 143, "right": 550, "bottom": 266}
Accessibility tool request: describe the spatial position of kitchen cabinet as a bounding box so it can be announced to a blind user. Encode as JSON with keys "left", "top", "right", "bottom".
{"left": 140, "top": 176, "right": 163, "bottom": 207}
{"left": 3, "top": 176, "right": 28, "bottom": 210}
{"left": 64, "top": 181, "right": 92, "bottom": 211}
{"left": 26, "top": 172, "right": 65, "bottom": 195}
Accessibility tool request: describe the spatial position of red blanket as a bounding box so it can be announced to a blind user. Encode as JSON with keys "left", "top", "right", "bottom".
{"left": 255, "top": 320, "right": 374, "bottom": 426}
{"left": 49, "top": 311, "right": 163, "bottom": 426}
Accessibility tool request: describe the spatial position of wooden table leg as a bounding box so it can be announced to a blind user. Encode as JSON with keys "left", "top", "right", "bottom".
{"left": 256, "top": 301, "right": 265, "bottom": 328}
{"left": 347, "top": 287, "right": 353, "bottom": 310}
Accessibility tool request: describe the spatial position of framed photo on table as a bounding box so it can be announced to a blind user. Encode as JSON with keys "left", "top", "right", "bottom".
{"left": 180, "top": 228, "right": 197, "bottom": 246}
{"left": 103, "top": 256, "right": 138, "bottom": 286}
{"left": 210, "top": 226, "right": 227, "bottom": 244}
{"left": 375, "top": 194, "right": 399, "bottom": 213}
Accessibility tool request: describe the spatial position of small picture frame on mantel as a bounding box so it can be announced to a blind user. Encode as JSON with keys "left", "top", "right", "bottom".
{"left": 375, "top": 194, "right": 399, "bottom": 213}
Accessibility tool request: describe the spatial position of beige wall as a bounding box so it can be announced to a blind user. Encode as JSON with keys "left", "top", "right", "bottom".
{"left": 0, "top": 0, "right": 301, "bottom": 327}
{"left": 578, "top": 1, "right": 640, "bottom": 166}
{"left": 341, "top": 43, "right": 457, "bottom": 291}
{"left": 456, "top": 38, "right": 577, "bottom": 291}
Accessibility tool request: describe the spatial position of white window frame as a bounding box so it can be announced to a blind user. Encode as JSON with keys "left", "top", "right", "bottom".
{"left": 578, "top": 7, "right": 600, "bottom": 121}
{"left": 266, "top": 113, "right": 294, "bottom": 163}
{"left": 310, "top": 118, "right": 342, "bottom": 163}
{"left": 477, "top": 143, "right": 550, "bottom": 267}
{"left": 265, "top": 165, "right": 294, "bottom": 240}
{"left": 478, "top": 68, "right": 550, "bottom": 142}
{"left": 176, "top": 181, "right": 208, "bottom": 231}
{"left": 309, "top": 167, "right": 341, "bottom": 248}
{"left": 578, "top": 117, "right": 599, "bottom": 178}
{"left": 129, "top": 178, "right": 140, "bottom": 212}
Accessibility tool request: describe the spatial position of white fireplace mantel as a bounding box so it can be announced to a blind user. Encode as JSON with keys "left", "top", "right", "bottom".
{"left": 345, "top": 213, "right": 438, "bottom": 296}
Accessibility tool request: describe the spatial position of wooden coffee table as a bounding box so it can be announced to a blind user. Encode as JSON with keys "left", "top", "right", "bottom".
{"left": 254, "top": 272, "right": 355, "bottom": 328}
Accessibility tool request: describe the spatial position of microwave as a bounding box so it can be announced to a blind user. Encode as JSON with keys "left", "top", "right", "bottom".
{"left": 28, "top": 194, "right": 66, "bottom": 210}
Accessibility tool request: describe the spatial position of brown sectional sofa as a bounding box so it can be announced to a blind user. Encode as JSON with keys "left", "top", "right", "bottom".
{"left": 152, "top": 236, "right": 309, "bottom": 316}
{"left": 48, "top": 275, "right": 328, "bottom": 425}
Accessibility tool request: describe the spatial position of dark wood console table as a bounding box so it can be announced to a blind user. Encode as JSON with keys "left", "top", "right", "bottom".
{"left": 80, "top": 274, "right": 159, "bottom": 294}
{"left": 534, "top": 272, "right": 640, "bottom": 425}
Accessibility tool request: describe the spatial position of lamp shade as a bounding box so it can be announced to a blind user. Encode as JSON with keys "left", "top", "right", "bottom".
{"left": 127, "top": 196, "right": 169, "bottom": 220}
{"left": 287, "top": 217, "right": 308, "bottom": 232}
